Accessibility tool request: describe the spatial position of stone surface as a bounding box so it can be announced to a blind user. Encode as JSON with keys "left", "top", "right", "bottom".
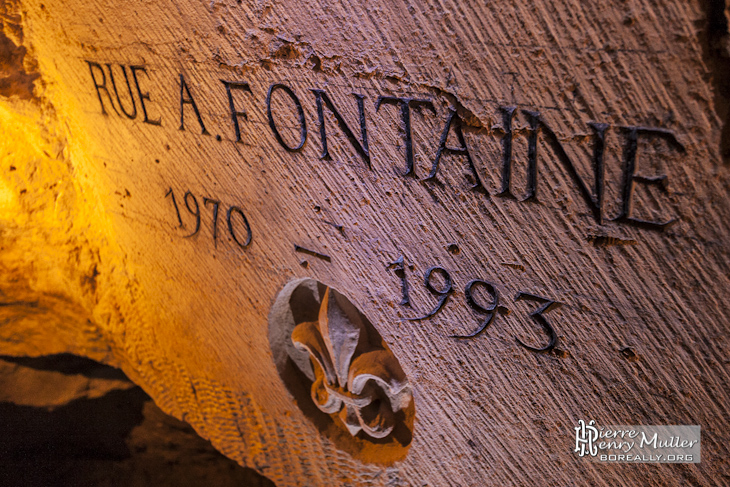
{"left": 0, "top": 0, "right": 729, "bottom": 485}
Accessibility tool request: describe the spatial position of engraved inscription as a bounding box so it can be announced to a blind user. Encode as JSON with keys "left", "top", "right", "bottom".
{"left": 455, "top": 279, "right": 500, "bottom": 339}
{"left": 165, "top": 187, "right": 252, "bottom": 249}
{"left": 376, "top": 96, "right": 436, "bottom": 176}
{"left": 267, "top": 83, "right": 307, "bottom": 152}
{"left": 86, "top": 60, "right": 685, "bottom": 233}
{"left": 389, "top": 255, "right": 561, "bottom": 353}
{"left": 179, "top": 73, "right": 208, "bottom": 134}
{"left": 294, "top": 244, "right": 331, "bottom": 262}
{"left": 404, "top": 266, "right": 453, "bottom": 321}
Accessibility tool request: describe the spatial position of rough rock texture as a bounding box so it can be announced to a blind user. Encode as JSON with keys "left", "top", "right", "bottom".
{"left": 0, "top": 354, "right": 276, "bottom": 487}
{"left": 0, "top": 0, "right": 728, "bottom": 485}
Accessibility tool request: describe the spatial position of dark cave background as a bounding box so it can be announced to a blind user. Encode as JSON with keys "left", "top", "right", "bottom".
{"left": 0, "top": 353, "right": 276, "bottom": 487}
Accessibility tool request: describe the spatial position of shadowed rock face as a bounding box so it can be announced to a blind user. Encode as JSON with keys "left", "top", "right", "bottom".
{"left": 0, "top": 2, "right": 39, "bottom": 100}
{"left": 700, "top": 0, "right": 730, "bottom": 162}
{"left": 0, "top": 354, "right": 276, "bottom": 487}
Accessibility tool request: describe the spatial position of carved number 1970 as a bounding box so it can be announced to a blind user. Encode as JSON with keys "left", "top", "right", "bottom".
{"left": 165, "top": 187, "right": 253, "bottom": 249}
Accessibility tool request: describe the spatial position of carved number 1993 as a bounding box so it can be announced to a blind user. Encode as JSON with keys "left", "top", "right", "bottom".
{"left": 388, "top": 256, "right": 561, "bottom": 353}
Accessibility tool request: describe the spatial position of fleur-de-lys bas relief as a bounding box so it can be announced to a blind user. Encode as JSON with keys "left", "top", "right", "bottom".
{"left": 291, "top": 288, "right": 412, "bottom": 439}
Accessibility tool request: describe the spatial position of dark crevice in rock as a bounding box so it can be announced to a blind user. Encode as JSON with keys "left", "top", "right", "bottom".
{"left": 700, "top": 0, "right": 730, "bottom": 163}
{"left": 0, "top": 353, "right": 128, "bottom": 380}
